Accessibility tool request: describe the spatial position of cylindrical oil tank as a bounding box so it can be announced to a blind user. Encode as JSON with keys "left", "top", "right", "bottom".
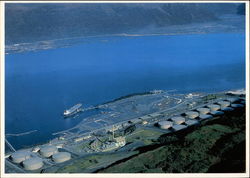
{"left": 158, "top": 121, "right": 173, "bottom": 129}
{"left": 185, "top": 119, "right": 199, "bottom": 126}
{"left": 11, "top": 151, "right": 31, "bottom": 164}
{"left": 172, "top": 124, "right": 187, "bottom": 131}
{"left": 32, "top": 146, "right": 40, "bottom": 153}
{"left": 199, "top": 114, "right": 213, "bottom": 120}
{"left": 225, "top": 98, "right": 239, "bottom": 103}
{"left": 210, "top": 111, "right": 224, "bottom": 116}
{"left": 196, "top": 108, "right": 210, "bottom": 114}
{"left": 221, "top": 107, "right": 234, "bottom": 111}
{"left": 171, "top": 116, "right": 185, "bottom": 125}
{"left": 240, "top": 100, "right": 245, "bottom": 105}
{"left": 207, "top": 104, "right": 220, "bottom": 111}
{"left": 218, "top": 101, "right": 230, "bottom": 108}
{"left": 231, "top": 104, "right": 244, "bottom": 108}
{"left": 185, "top": 111, "right": 199, "bottom": 119}
{"left": 23, "top": 157, "right": 43, "bottom": 170}
{"left": 39, "top": 145, "right": 58, "bottom": 158}
{"left": 52, "top": 152, "right": 71, "bottom": 163}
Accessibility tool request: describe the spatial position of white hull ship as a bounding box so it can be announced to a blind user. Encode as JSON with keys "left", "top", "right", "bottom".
{"left": 63, "top": 103, "right": 83, "bottom": 117}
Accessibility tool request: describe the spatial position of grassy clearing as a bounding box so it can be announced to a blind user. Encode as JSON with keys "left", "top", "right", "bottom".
{"left": 126, "top": 128, "right": 163, "bottom": 145}
{"left": 55, "top": 151, "right": 137, "bottom": 173}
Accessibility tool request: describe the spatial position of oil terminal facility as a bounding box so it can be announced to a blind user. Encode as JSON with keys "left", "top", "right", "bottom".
{"left": 5, "top": 89, "right": 246, "bottom": 173}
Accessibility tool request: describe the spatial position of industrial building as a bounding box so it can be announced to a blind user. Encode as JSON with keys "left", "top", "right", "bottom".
{"left": 171, "top": 116, "right": 185, "bottom": 125}
{"left": 157, "top": 121, "right": 173, "bottom": 129}
{"left": 100, "top": 137, "right": 126, "bottom": 152}
{"left": 22, "top": 157, "right": 43, "bottom": 171}
{"left": 185, "top": 111, "right": 199, "bottom": 119}
{"left": 10, "top": 151, "right": 31, "bottom": 164}
{"left": 52, "top": 152, "right": 71, "bottom": 163}
{"left": 39, "top": 145, "right": 58, "bottom": 158}
{"left": 74, "top": 135, "right": 92, "bottom": 143}
{"left": 114, "top": 136, "right": 126, "bottom": 147}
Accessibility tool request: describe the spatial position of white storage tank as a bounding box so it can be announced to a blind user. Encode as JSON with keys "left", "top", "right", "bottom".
{"left": 196, "top": 108, "right": 210, "bottom": 114}
{"left": 210, "top": 111, "right": 224, "bottom": 116}
{"left": 32, "top": 146, "right": 40, "bottom": 153}
{"left": 171, "top": 116, "right": 185, "bottom": 125}
{"left": 157, "top": 121, "right": 173, "bottom": 130}
{"left": 225, "top": 98, "right": 239, "bottom": 103}
{"left": 185, "top": 111, "right": 199, "bottom": 119}
{"left": 240, "top": 100, "right": 246, "bottom": 105}
{"left": 207, "top": 104, "right": 220, "bottom": 111}
{"left": 52, "top": 152, "right": 71, "bottom": 163}
{"left": 39, "top": 145, "right": 58, "bottom": 158}
{"left": 231, "top": 104, "right": 244, "bottom": 108}
{"left": 11, "top": 151, "right": 31, "bottom": 164}
{"left": 185, "top": 119, "right": 199, "bottom": 126}
{"left": 218, "top": 101, "right": 230, "bottom": 108}
{"left": 23, "top": 157, "right": 43, "bottom": 170}
{"left": 221, "top": 107, "right": 234, "bottom": 111}
{"left": 172, "top": 124, "right": 187, "bottom": 131}
{"left": 199, "top": 114, "right": 213, "bottom": 120}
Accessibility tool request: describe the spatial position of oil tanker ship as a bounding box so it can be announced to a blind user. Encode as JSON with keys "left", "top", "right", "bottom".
{"left": 63, "top": 103, "right": 83, "bottom": 117}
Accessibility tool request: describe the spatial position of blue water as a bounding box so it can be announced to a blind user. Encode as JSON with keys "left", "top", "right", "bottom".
{"left": 5, "top": 33, "right": 245, "bottom": 150}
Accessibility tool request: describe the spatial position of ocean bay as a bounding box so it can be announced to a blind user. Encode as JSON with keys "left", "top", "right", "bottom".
{"left": 5, "top": 33, "right": 245, "bottom": 149}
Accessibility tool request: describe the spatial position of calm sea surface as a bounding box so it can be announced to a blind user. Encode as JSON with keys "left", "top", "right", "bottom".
{"left": 5, "top": 33, "right": 245, "bottom": 150}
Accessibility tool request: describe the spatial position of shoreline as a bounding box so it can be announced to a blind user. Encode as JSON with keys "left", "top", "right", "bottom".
{"left": 5, "top": 31, "right": 245, "bottom": 55}
{"left": 5, "top": 88, "right": 245, "bottom": 151}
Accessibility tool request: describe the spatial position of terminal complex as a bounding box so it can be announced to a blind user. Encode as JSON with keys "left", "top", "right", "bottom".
{"left": 5, "top": 89, "right": 246, "bottom": 173}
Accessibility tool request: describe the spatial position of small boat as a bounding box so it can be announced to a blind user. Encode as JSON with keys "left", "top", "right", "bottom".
{"left": 63, "top": 103, "right": 83, "bottom": 117}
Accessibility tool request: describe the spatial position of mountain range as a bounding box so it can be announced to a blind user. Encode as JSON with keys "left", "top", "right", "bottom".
{"left": 5, "top": 3, "right": 245, "bottom": 44}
